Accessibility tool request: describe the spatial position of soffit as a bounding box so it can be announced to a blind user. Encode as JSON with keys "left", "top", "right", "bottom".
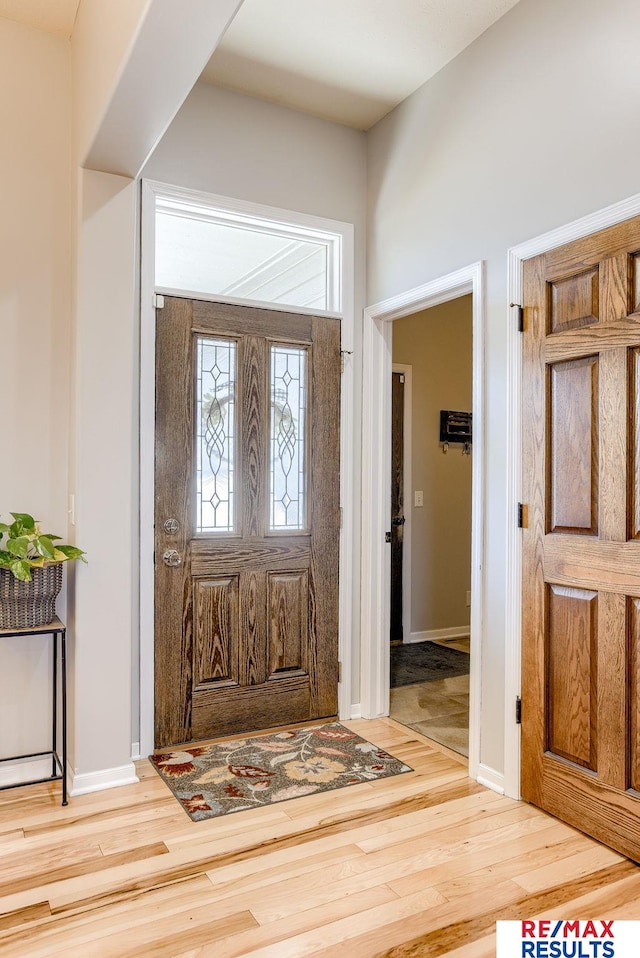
{"left": 201, "top": 0, "right": 522, "bottom": 130}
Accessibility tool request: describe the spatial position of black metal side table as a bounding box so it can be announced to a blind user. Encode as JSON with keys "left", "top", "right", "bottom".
{"left": 0, "top": 616, "right": 67, "bottom": 805}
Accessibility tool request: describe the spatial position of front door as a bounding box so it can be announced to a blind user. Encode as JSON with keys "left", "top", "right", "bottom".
{"left": 154, "top": 297, "right": 341, "bottom": 749}
{"left": 521, "top": 213, "right": 640, "bottom": 860}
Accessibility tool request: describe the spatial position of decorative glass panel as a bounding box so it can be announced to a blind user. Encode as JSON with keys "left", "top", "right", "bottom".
{"left": 270, "top": 346, "right": 308, "bottom": 531}
{"left": 196, "top": 337, "right": 236, "bottom": 533}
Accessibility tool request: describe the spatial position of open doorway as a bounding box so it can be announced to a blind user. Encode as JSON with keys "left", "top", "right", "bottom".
{"left": 388, "top": 297, "right": 473, "bottom": 756}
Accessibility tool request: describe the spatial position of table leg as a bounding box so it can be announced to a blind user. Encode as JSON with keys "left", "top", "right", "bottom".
{"left": 61, "top": 629, "right": 68, "bottom": 806}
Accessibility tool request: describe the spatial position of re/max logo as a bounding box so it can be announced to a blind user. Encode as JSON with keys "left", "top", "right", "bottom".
{"left": 522, "top": 922, "right": 615, "bottom": 939}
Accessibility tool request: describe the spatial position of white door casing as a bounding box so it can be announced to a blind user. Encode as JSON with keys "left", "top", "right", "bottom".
{"left": 360, "top": 262, "right": 485, "bottom": 784}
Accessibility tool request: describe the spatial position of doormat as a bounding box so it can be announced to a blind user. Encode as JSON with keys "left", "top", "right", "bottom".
{"left": 150, "top": 722, "right": 413, "bottom": 821}
{"left": 391, "top": 642, "right": 470, "bottom": 688}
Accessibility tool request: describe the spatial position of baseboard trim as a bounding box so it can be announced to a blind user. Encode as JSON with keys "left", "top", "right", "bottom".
{"left": 0, "top": 757, "right": 57, "bottom": 788}
{"left": 476, "top": 763, "right": 505, "bottom": 795}
{"left": 406, "top": 627, "right": 470, "bottom": 644}
{"left": 350, "top": 704, "right": 362, "bottom": 720}
{"left": 69, "top": 762, "right": 139, "bottom": 797}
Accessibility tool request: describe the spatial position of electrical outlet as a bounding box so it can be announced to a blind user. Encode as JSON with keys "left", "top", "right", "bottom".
{"left": 414, "top": 491, "right": 424, "bottom": 507}
{"left": 466, "top": 590, "right": 471, "bottom": 606}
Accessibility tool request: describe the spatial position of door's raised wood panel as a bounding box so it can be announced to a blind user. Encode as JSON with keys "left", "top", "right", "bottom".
{"left": 548, "top": 356, "right": 598, "bottom": 534}
{"left": 548, "top": 268, "right": 599, "bottom": 333}
{"left": 546, "top": 585, "right": 598, "bottom": 770}
{"left": 267, "top": 571, "right": 308, "bottom": 677}
{"left": 192, "top": 577, "right": 239, "bottom": 690}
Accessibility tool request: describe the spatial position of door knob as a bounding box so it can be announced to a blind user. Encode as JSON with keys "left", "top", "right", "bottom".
{"left": 162, "top": 550, "right": 183, "bottom": 567}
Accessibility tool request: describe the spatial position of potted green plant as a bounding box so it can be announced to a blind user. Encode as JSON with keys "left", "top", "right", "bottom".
{"left": 0, "top": 512, "right": 86, "bottom": 630}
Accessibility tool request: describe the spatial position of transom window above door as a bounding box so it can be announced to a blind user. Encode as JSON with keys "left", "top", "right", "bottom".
{"left": 155, "top": 193, "right": 342, "bottom": 313}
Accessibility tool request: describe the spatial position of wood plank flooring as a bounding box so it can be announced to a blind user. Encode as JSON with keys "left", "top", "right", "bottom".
{"left": 1, "top": 719, "right": 638, "bottom": 957}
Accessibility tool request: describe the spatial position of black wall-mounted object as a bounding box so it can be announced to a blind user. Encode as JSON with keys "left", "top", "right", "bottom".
{"left": 439, "top": 410, "right": 472, "bottom": 445}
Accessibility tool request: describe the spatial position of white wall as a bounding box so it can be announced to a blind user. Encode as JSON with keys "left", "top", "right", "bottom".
{"left": 0, "top": 19, "right": 71, "bottom": 758}
{"left": 367, "top": 0, "right": 640, "bottom": 776}
{"left": 143, "top": 81, "right": 368, "bottom": 707}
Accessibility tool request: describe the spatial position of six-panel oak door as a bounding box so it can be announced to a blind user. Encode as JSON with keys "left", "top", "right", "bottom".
{"left": 154, "top": 297, "right": 341, "bottom": 749}
{"left": 521, "top": 214, "right": 640, "bottom": 861}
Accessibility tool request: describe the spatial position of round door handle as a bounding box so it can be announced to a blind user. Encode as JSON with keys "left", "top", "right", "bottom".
{"left": 391, "top": 516, "right": 406, "bottom": 526}
{"left": 162, "top": 550, "right": 183, "bottom": 567}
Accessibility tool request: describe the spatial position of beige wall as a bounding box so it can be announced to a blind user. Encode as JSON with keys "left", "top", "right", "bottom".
{"left": 367, "top": 0, "right": 640, "bottom": 777}
{"left": 0, "top": 19, "right": 72, "bottom": 759}
{"left": 393, "top": 297, "right": 472, "bottom": 637}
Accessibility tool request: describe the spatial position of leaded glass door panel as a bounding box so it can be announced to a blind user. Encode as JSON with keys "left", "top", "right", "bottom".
{"left": 154, "top": 297, "right": 341, "bottom": 747}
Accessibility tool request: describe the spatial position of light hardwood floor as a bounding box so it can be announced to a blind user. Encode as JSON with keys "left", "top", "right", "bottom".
{"left": 1, "top": 718, "right": 639, "bottom": 957}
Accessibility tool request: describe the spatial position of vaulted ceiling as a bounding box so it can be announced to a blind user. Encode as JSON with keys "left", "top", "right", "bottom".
{"left": 1, "top": 0, "right": 522, "bottom": 129}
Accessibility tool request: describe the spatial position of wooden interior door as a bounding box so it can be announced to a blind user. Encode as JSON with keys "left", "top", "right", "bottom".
{"left": 154, "top": 297, "right": 341, "bottom": 749}
{"left": 390, "top": 371, "right": 405, "bottom": 642}
{"left": 521, "top": 213, "right": 640, "bottom": 860}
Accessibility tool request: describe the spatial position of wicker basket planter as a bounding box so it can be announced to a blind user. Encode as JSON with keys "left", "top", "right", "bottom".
{"left": 0, "top": 563, "right": 63, "bottom": 630}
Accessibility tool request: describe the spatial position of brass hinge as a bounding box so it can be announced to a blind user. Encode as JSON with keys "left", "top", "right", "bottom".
{"left": 518, "top": 503, "right": 528, "bottom": 529}
{"left": 516, "top": 696, "right": 522, "bottom": 725}
{"left": 338, "top": 661, "right": 342, "bottom": 682}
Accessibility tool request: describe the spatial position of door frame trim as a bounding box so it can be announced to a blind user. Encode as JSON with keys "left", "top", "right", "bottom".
{"left": 360, "top": 262, "right": 484, "bottom": 781}
{"left": 391, "top": 363, "right": 413, "bottom": 643}
{"left": 505, "top": 190, "right": 640, "bottom": 800}
{"left": 139, "top": 179, "right": 356, "bottom": 757}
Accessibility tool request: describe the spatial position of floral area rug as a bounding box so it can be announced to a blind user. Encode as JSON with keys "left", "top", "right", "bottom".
{"left": 150, "top": 722, "right": 413, "bottom": 821}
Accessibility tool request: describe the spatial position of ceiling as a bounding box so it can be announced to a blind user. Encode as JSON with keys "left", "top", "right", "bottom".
{"left": 0, "top": 0, "right": 523, "bottom": 129}
{"left": 201, "top": 0, "right": 523, "bottom": 130}
{"left": 0, "top": 0, "right": 80, "bottom": 38}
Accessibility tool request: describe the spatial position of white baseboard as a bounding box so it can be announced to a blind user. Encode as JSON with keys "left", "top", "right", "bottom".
{"left": 0, "top": 756, "right": 59, "bottom": 788}
{"left": 476, "top": 763, "right": 505, "bottom": 795}
{"left": 406, "top": 626, "right": 470, "bottom": 644}
{"left": 69, "top": 762, "right": 139, "bottom": 797}
{"left": 349, "top": 704, "right": 362, "bottom": 720}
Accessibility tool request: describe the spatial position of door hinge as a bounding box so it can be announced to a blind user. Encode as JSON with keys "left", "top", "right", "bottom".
{"left": 339, "top": 506, "right": 343, "bottom": 528}
{"left": 340, "top": 349, "right": 353, "bottom": 373}
{"left": 516, "top": 696, "right": 522, "bottom": 725}
{"left": 385, "top": 531, "right": 392, "bottom": 543}
{"left": 518, "top": 503, "right": 528, "bottom": 528}
{"left": 510, "top": 302, "right": 524, "bottom": 333}
{"left": 153, "top": 293, "right": 165, "bottom": 309}
{"left": 338, "top": 661, "right": 342, "bottom": 682}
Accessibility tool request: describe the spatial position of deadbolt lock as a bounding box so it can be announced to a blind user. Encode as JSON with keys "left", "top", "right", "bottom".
{"left": 163, "top": 518, "right": 180, "bottom": 535}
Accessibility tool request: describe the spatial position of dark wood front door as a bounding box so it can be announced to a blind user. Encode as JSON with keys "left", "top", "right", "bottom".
{"left": 390, "top": 371, "right": 405, "bottom": 642}
{"left": 521, "top": 213, "right": 640, "bottom": 860}
{"left": 154, "top": 297, "right": 341, "bottom": 749}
